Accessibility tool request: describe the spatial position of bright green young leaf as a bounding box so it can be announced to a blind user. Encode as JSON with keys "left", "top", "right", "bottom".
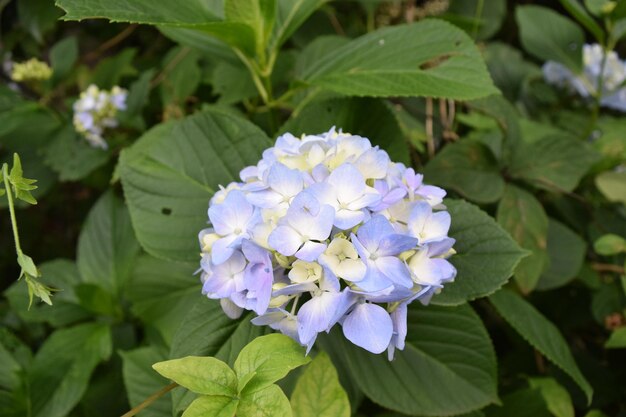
{"left": 594, "top": 233, "right": 626, "bottom": 255}
{"left": 325, "top": 303, "right": 497, "bottom": 416}
{"left": 432, "top": 199, "right": 527, "bottom": 305}
{"left": 50, "top": 36, "right": 78, "bottom": 83}
{"left": 119, "top": 108, "right": 271, "bottom": 262}
{"left": 605, "top": 327, "right": 626, "bottom": 348}
{"left": 290, "top": 352, "right": 350, "bottom": 417}
{"left": 121, "top": 347, "right": 172, "bottom": 417}
{"left": 509, "top": 135, "right": 600, "bottom": 192}
{"left": 238, "top": 384, "right": 292, "bottom": 417}
{"left": 182, "top": 395, "right": 238, "bottom": 417}
{"left": 8, "top": 153, "right": 38, "bottom": 205}
{"left": 516, "top": 5, "right": 584, "bottom": 71}
{"left": 234, "top": 333, "right": 310, "bottom": 394}
{"left": 301, "top": 20, "right": 498, "bottom": 99}
{"left": 497, "top": 185, "right": 549, "bottom": 294}
{"left": 280, "top": 97, "right": 411, "bottom": 165}
{"left": 127, "top": 255, "right": 198, "bottom": 346}
{"left": 423, "top": 140, "right": 505, "bottom": 204}
{"left": 528, "top": 377, "right": 575, "bottom": 417}
{"left": 153, "top": 356, "right": 237, "bottom": 396}
{"left": 558, "top": 0, "right": 605, "bottom": 43}
{"left": 595, "top": 171, "right": 626, "bottom": 204}
{"left": 27, "top": 323, "right": 112, "bottom": 417}
{"left": 489, "top": 289, "right": 593, "bottom": 402}
{"left": 77, "top": 191, "right": 140, "bottom": 296}
{"left": 536, "top": 219, "right": 586, "bottom": 291}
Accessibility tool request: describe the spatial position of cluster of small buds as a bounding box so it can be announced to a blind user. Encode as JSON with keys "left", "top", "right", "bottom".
{"left": 10, "top": 58, "right": 52, "bottom": 82}
{"left": 198, "top": 128, "right": 457, "bottom": 359}
{"left": 543, "top": 43, "right": 626, "bottom": 112}
{"left": 72, "top": 85, "right": 127, "bottom": 149}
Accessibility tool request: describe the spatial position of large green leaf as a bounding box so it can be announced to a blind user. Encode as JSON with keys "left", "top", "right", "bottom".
{"left": 77, "top": 191, "right": 140, "bottom": 296}
{"left": 290, "top": 352, "right": 350, "bottom": 417}
{"left": 489, "top": 289, "right": 593, "bottom": 402}
{"left": 280, "top": 97, "right": 411, "bottom": 165}
{"left": 182, "top": 395, "right": 238, "bottom": 417}
{"left": 536, "top": 219, "right": 586, "bottom": 291}
{"left": 423, "top": 140, "right": 505, "bottom": 204}
{"left": 119, "top": 108, "right": 271, "bottom": 262}
{"left": 301, "top": 20, "right": 498, "bottom": 99}
{"left": 516, "top": 5, "right": 584, "bottom": 71}
{"left": 324, "top": 303, "right": 498, "bottom": 416}
{"left": 27, "top": 323, "right": 112, "bottom": 417}
{"left": 432, "top": 199, "right": 527, "bottom": 305}
{"left": 509, "top": 135, "right": 600, "bottom": 192}
{"left": 127, "top": 255, "right": 198, "bottom": 346}
{"left": 496, "top": 185, "right": 549, "bottom": 294}
{"left": 234, "top": 334, "right": 310, "bottom": 394}
{"left": 121, "top": 347, "right": 172, "bottom": 417}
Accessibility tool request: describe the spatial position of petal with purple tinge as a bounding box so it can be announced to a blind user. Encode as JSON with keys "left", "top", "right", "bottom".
{"left": 297, "top": 292, "right": 342, "bottom": 346}
{"left": 268, "top": 225, "right": 302, "bottom": 256}
{"left": 342, "top": 303, "right": 393, "bottom": 354}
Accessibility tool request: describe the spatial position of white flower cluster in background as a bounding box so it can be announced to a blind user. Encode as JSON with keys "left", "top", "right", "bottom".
{"left": 543, "top": 43, "right": 626, "bottom": 112}
{"left": 198, "top": 128, "right": 457, "bottom": 359}
{"left": 10, "top": 58, "right": 52, "bottom": 82}
{"left": 73, "top": 85, "right": 127, "bottom": 149}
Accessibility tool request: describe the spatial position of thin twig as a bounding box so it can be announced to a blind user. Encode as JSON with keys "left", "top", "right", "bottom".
{"left": 425, "top": 97, "right": 435, "bottom": 158}
{"left": 120, "top": 383, "right": 178, "bottom": 417}
{"left": 591, "top": 263, "right": 625, "bottom": 274}
{"left": 151, "top": 47, "right": 191, "bottom": 88}
{"left": 84, "top": 25, "right": 138, "bottom": 62}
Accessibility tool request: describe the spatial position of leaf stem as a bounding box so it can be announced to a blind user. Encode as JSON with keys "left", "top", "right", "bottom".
{"left": 471, "top": 0, "right": 485, "bottom": 39}
{"left": 2, "top": 163, "right": 23, "bottom": 257}
{"left": 120, "top": 382, "right": 178, "bottom": 417}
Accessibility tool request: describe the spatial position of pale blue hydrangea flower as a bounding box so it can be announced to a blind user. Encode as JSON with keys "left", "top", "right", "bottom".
{"left": 543, "top": 43, "right": 626, "bottom": 112}
{"left": 198, "top": 128, "right": 457, "bottom": 359}
{"left": 72, "top": 84, "right": 128, "bottom": 149}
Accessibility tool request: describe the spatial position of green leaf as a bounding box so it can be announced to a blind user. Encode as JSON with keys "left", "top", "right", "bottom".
{"left": 595, "top": 171, "right": 626, "bottom": 204}
{"left": 160, "top": 46, "right": 201, "bottom": 108}
{"left": 238, "top": 384, "right": 292, "bottom": 417}
{"left": 301, "top": 20, "right": 498, "bottom": 99}
{"left": 119, "top": 107, "right": 271, "bottom": 262}
{"left": 290, "top": 352, "right": 350, "bottom": 417}
{"left": 496, "top": 185, "right": 549, "bottom": 294}
{"left": 121, "top": 347, "right": 172, "bottom": 417}
{"left": 153, "top": 356, "right": 237, "bottom": 396}
{"left": 509, "top": 135, "right": 600, "bottom": 192}
{"left": 594, "top": 233, "right": 626, "bottom": 255}
{"left": 486, "top": 387, "right": 551, "bottom": 417}
{"left": 325, "top": 303, "right": 497, "bottom": 416}
{"left": 516, "top": 5, "right": 584, "bottom": 71}
{"left": 42, "top": 124, "right": 109, "bottom": 181}
{"left": 605, "top": 327, "right": 626, "bottom": 348}
{"left": 432, "top": 199, "right": 527, "bottom": 305}
{"left": 484, "top": 42, "right": 541, "bottom": 102}
{"left": 27, "top": 323, "right": 112, "bottom": 417}
{"left": 279, "top": 97, "right": 411, "bottom": 165}
{"left": 585, "top": 0, "right": 613, "bottom": 15}
{"left": 270, "top": 0, "right": 330, "bottom": 50}
{"left": 536, "top": 219, "right": 586, "bottom": 291}
{"left": 182, "top": 395, "right": 238, "bottom": 417}
{"left": 489, "top": 289, "right": 593, "bottom": 403}
{"left": 528, "top": 377, "right": 574, "bottom": 417}
{"left": 127, "top": 255, "right": 198, "bottom": 346}
{"left": 77, "top": 191, "right": 140, "bottom": 296}
{"left": 558, "top": 0, "right": 605, "bottom": 42}
{"left": 234, "top": 333, "right": 310, "bottom": 394}
{"left": 423, "top": 140, "right": 504, "bottom": 204}
{"left": 225, "top": 0, "right": 275, "bottom": 57}
{"left": 8, "top": 153, "right": 38, "bottom": 205}
{"left": 89, "top": 48, "right": 137, "bottom": 89}
{"left": 50, "top": 36, "right": 78, "bottom": 83}
{"left": 442, "top": 0, "right": 507, "bottom": 40}
{"left": 17, "top": 0, "right": 61, "bottom": 43}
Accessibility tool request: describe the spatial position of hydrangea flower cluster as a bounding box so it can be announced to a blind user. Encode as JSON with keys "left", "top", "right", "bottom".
{"left": 543, "top": 43, "right": 626, "bottom": 111}
{"left": 10, "top": 58, "right": 52, "bottom": 82}
{"left": 198, "top": 129, "right": 457, "bottom": 359}
{"left": 73, "top": 84, "right": 127, "bottom": 149}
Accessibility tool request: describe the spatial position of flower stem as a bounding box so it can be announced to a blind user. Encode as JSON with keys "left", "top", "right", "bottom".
{"left": 120, "top": 382, "right": 178, "bottom": 417}
{"left": 2, "top": 163, "right": 23, "bottom": 257}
